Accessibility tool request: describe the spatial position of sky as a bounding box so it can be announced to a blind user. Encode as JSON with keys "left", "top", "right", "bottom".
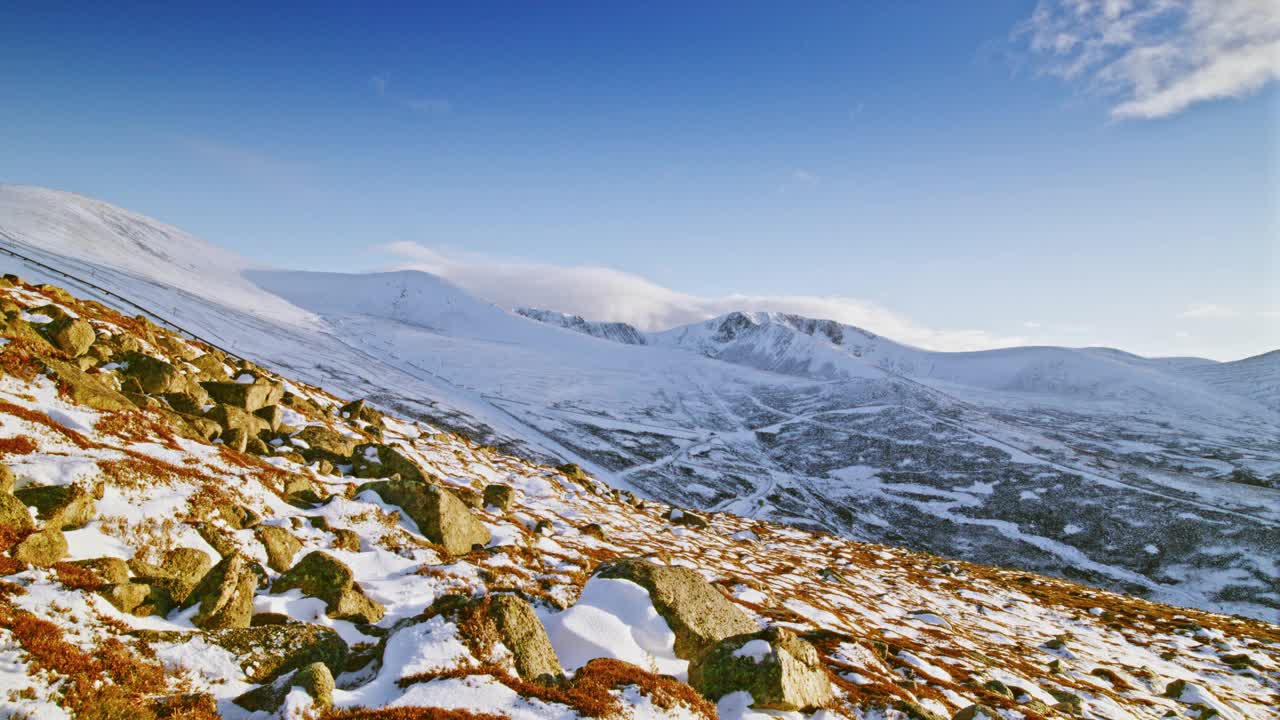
{"left": 1, "top": 1, "right": 1276, "bottom": 360}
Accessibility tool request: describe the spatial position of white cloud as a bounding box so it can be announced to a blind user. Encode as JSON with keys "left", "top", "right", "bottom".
{"left": 1023, "top": 320, "right": 1043, "bottom": 328}
{"left": 378, "top": 243, "right": 1026, "bottom": 351}
{"left": 405, "top": 97, "right": 452, "bottom": 115}
{"left": 369, "top": 75, "right": 451, "bottom": 115}
{"left": 1016, "top": 0, "right": 1280, "bottom": 118}
{"left": 1178, "top": 303, "right": 1240, "bottom": 319}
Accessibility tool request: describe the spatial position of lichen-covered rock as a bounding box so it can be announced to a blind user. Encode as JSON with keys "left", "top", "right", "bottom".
{"left": 11, "top": 527, "right": 67, "bottom": 566}
{"left": 293, "top": 425, "right": 359, "bottom": 465}
{"left": 70, "top": 556, "right": 131, "bottom": 585}
{"left": 272, "top": 551, "right": 384, "bottom": 624}
{"left": 205, "top": 403, "right": 270, "bottom": 439}
{"left": 256, "top": 525, "right": 303, "bottom": 572}
{"left": 483, "top": 483, "right": 516, "bottom": 511}
{"left": 14, "top": 484, "right": 95, "bottom": 530}
{"left": 187, "top": 555, "right": 257, "bottom": 630}
{"left": 0, "top": 466, "right": 13, "bottom": 495}
{"left": 136, "top": 624, "right": 348, "bottom": 683}
{"left": 234, "top": 661, "right": 335, "bottom": 712}
{"left": 952, "top": 705, "right": 997, "bottom": 720}
{"left": 487, "top": 594, "right": 563, "bottom": 683}
{"left": 331, "top": 528, "right": 360, "bottom": 552}
{"left": 0, "top": 492, "right": 35, "bottom": 533}
{"left": 596, "top": 558, "right": 756, "bottom": 660}
{"left": 253, "top": 404, "right": 285, "bottom": 432}
{"left": 689, "top": 627, "right": 833, "bottom": 711}
{"left": 149, "top": 547, "right": 213, "bottom": 604}
{"left": 100, "top": 581, "right": 173, "bottom": 617}
{"left": 281, "top": 474, "right": 325, "bottom": 506}
{"left": 357, "top": 477, "right": 490, "bottom": 555}
{"left": 201, "top": 380, "right": 283, "bottom": 412}
{"left": 121, "top": 353, "right": 188, "bottom": 394}
{"left": 41, "top": 358, "right": 135, "bottom": 412}
{"left": 44, "top": 316, "right": 95, "bottom": 357}
{"left": 666, "top": 508, "right": 710, "bottom": 529}
{"left": 350, "top": 443, "right": 424, "bottom": 482}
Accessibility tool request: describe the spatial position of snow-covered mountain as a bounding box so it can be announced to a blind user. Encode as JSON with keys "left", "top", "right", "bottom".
{"left": 4, "top": 278, "right": 1276, "bottom": 720}
{"left": 516, "top": 307, "right": 648, "bottom": 345}
{"left": 1, "top": 184, "right": 1278, "bottom": 620}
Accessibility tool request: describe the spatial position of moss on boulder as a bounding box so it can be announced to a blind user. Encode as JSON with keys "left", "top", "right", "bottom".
{"left": 14, "top": 484, "right": 95, "bottom": 530}
{"left": 357, "top": 477, "right": 490, "bottom": 555}
{"left": 596, "top": 558, "right": 757, "bottom": 661}
{"left": 689, "top": 626, "right": 833, "bottom": 711}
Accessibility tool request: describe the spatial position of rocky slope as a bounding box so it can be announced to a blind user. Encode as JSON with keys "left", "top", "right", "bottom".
{"left": 0, "top": 278, "right": 1277, "bottom": 719}
{"left": 1, "top": 185, "right": 1278, "bottom": 623}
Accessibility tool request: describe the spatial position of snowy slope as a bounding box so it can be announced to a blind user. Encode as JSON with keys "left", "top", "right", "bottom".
{"left": 2, "top": 281, "right": 1276, "bottom": 720}
{"left": 516, "top": 307, "right": 648, "bottom": 345}
{"left": 653, "top": 311, "right": 1271, "bottom": 419}
{"left": 1, "top": 185, "right": 1278, "bottom": 620}
{"left": 1179, "top": 349, "right": 1280, "bottom": 413}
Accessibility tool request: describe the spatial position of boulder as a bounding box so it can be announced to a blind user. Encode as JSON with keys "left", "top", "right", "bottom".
{"left": 187, "top": 555, "right": 257, "bottom": 630}
{"left": 293, "top": 425, "right": 359, "bottom": 465}
{"left": 14, "top": 484, "right": 95, "bottom": 530}
{"left": 666, "top": 508, "right": 710, "bottom": 529}
{"left": 163, "top": 390, "right": 208, "bottom": 416}
{"left": 70, "top": 556, "right": 131, "bottom": 585}
{"left": 100, "top": 581, "right": 173, "bottom": 617}
{"left": 40, "top": 359, "right": 135, "bottom": 412}
{"left": 486, "top": 594, "right": 563, "bottom": 682}
{"left": 0, "top": 466, "right": 13, "bottom": 495}
{"left": 205, "top": 403, "right": 270, "bottom": 439}
{"left": 201, "top": 380, "right": 282, "bottom": 412}
{"left": 483, "top": 483, "right": 516, "bottom": 511}
{"left": 121, "top": 353, "right": 188, "bottom": 394}
{"left": 11, "top": 527, "right": 68, "bottom": 566}
{"left": 689, "top": 627, "right": 833, "bottom": 711}
{"left": 190, "top": 352, "right": 230, "bottom": 378}
{"left": 331, "top": 528, "right": 360, "bottom": 552}
{"left": 351, "top": 443, "right": 429, "bottom": 483}
{"left": 281, "top": 474, "right": 325, "bottom": 506}
{"left": 357, "top": 477, "right": 490, "bottom": 555}
{"left": 272, "top": 551, "right": 384, "bottom": 624}
{"left": 339, "top": 399, "right": 381, "bottom": 424}
{"left": 952, "top": 706, "right": 998, "bottom": 720}
{"left": 580, "top": 523, "right": 606, "bottom": 540}
{"left": 596, "top": 558, "right": 756, "bottom": 661}
{"left": 44, "top": 317, "right": 95, "bottom": 358}
{"left": 220, "top": 427, "right": 249, "bottom": 453}
{"left": 139, "top": 547, "right": 214, "bottom": 605}
{"left": 0, "top": 492, "right": 35, "bottom": 533}
{"left": 254, "top": 405, "right": 285, "bottom": 432}
{"left": 234, "top": 661, "right": 335, "bottom": 713}
{"left": 135, "top": 624, "right": 348, "bottom": 683}
{"left": 256, "top": 526, "right": 303, "bottom": 572}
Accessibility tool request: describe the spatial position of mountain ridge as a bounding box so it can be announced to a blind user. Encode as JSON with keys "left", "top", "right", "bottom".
{"left": 1, "top": 185, "right": 1277, "bottom": 621}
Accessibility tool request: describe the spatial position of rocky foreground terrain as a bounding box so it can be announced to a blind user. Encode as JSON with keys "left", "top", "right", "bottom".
{"left": 0, "top": 277, "right": 1275, "bottom": 720}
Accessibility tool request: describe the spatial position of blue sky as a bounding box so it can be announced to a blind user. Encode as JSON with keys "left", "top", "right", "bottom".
{"left": 2, "top": 1, "right": 1276, "bottom": 360}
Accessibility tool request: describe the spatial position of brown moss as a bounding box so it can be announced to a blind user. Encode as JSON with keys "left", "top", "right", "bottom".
{"left": 0, "top": 435, "right": 39, "bottom": 455}
{"left": 52, "top": 562, "right": 105, "bottom": 592}
{"left": 0, "top": 400, "right": 96, "bottom": 449}
{"left": 398, "top": 659, "right": 716, "bottom": 720}
{"left": 0, "top": 596, "right": 173, "bottom": 716}
{"left": 0, "top": 337, "right": 54, "bottom": 382}
{"left": 322, "top": 708, "right": 508, "bottom": 720}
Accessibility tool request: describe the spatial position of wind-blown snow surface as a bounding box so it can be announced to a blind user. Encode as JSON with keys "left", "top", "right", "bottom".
{"left": 1, "top": 184, "right": 1278, "bottom": 620}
